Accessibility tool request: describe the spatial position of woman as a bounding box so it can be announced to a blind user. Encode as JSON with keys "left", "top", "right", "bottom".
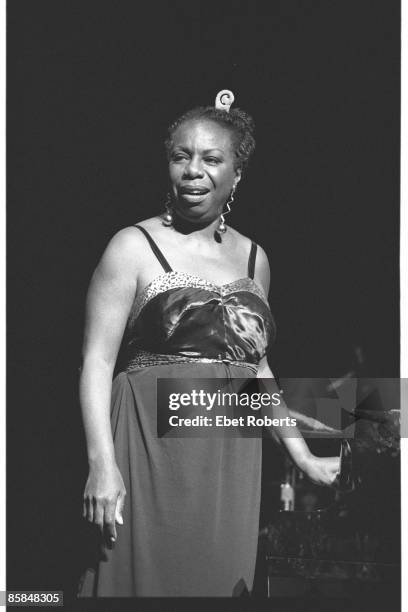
{"left": 78, "top": 91, "right": 340, "bottom": 597}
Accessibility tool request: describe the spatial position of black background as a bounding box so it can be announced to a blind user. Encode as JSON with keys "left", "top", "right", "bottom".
{"left": 8, "top": 0, "right": 400, "bottom": 608}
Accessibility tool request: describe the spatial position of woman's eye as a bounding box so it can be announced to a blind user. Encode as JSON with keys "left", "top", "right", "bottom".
{"left": 204, "top": 157, "right": 221, "bottom": 165}
{"left": 172, "top": 153, "right": 188, "bottom": 162}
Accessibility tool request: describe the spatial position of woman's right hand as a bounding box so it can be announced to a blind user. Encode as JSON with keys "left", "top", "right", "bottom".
{"left": 82, "top": 460, "right": 126, "bottom": 545}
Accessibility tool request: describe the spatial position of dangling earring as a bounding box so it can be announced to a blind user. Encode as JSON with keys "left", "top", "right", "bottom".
{"left": 218, "top": 185, "right": 236, "bottom": 233}
{"left": 162, "top": 192, "right": 173, "bottom": 226}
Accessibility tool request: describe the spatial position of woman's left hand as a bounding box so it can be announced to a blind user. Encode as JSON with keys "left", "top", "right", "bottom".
{"left": 301, "top": 455, "right": 340, "bottom": 487}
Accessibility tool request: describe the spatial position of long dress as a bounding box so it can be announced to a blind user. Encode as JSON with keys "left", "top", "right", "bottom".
{"left": 77, "top": 225, "right": 276, "bottom": 597}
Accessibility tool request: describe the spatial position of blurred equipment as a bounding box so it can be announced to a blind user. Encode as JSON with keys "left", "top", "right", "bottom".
{"left": 280, "top": 458, "right": 296, "bottom": 511}
{"left": 257, "top": 347, "right": 400, "bottom": 601}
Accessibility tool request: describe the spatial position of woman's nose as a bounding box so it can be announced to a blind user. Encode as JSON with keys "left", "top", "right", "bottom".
{"left": 183, "top": 158, "right": 204, "bottom": 178}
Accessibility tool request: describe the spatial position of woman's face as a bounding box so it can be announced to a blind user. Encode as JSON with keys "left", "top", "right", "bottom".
{"left": 168, "top": 120, "right": 241, "bottom": 224}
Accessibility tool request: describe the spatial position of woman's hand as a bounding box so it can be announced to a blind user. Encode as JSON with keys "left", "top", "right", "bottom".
{"left": 300, "top": 455, "right": 340, "bottom": 487}
{"left": 83, "top": 461, "right": 126, "bottom": 545}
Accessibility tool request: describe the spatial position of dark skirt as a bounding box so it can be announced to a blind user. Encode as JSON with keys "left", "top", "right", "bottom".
{"left": 78, "top": 362, "right": 262, "bottom": 597}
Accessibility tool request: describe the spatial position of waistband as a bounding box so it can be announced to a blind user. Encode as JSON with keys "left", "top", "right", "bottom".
{"left": 125, "top": 349, "right": 259, "bottom": 375}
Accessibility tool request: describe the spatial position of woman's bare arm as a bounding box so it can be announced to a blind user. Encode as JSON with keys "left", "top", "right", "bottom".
{"left": 257, "top": 356, "right": 313, "bottom": 471}
{"left": 257, "top": 356, "right": 339, "bottom": 484}
{"left": 254, "top": 245, "right": 340, "bottom": 485}
{"left": 80, "top": 227, "right": 142, "bottom": 542}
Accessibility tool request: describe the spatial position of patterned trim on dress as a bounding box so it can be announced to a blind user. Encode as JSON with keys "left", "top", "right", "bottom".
{"left": 126, "top": 348, "right": 259, "bottom": 375}
{"left": 128, "top": 271, "right": 269, "bottom": 326}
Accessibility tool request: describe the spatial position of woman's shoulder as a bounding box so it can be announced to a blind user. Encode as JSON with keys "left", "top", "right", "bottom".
{"left": 119, "top": 215, "right": 172, "bottom": 241}
{"left": 99, "top": 217, "right": 162, "bottom": 274}
{"left": 227, "top": 226, "right": 269, "bottom": 264}
{"left": 129, "top": 216, "right": 164, "bottom": 232}
{"left": 108, "top": 216, "right": 162, "bottom": 248}
{"left": 227, "top": 226, "right": 270, "bottom": 295}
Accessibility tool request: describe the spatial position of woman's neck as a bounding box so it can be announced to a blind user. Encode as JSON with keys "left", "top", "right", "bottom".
{"left": 170, "top": 213, "right": 224, "bottom": 242}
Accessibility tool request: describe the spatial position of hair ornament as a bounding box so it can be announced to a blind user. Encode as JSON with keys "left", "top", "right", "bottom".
{"left": 215, "top": 90, "right": 235, "bottom": 112}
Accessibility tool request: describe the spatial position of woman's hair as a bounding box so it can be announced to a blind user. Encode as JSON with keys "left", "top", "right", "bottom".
{"left": 165, "top": 106, "right": 256, "bottom": 171}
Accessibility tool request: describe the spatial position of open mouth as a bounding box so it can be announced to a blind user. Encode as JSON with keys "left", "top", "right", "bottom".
{"left": 179, "top": 186, "right": 210, "bottom": 196}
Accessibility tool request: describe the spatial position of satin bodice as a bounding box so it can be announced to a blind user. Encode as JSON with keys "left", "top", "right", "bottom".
{"left": 123, "top": 271, "right": 276, "bottom": 366}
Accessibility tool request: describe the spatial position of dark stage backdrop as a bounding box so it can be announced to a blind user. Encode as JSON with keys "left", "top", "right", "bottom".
{"left": 8, "top": 0, "right": 400, "bottom": 607}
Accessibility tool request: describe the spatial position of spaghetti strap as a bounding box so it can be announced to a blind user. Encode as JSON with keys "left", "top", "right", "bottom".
{"left": 247, "top": 241, "right": 257, "bottom": 279}
{"left": 133, "top": 225, "right": 173, "bottom": 273}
